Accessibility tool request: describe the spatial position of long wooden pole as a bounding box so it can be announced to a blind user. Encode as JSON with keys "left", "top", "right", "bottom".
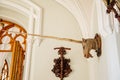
{"left": 1, "top": 30, "right": 82, "bottom": 43}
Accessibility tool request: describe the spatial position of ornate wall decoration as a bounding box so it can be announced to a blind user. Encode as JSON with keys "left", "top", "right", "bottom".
{"left": 0, "top": 19, "right": 27, "bottom": 80}
{"left": 82, "top": 34, "right": 101, "bottom": 58}
{"left": 52, "top": 47, "right": 72, "bottom": 80}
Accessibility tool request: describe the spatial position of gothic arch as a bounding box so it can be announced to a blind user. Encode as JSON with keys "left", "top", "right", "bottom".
{"left": 0, "top": 19, "right": 27, "bottom": 52}
{"left": 0, "top": 1, "right": 43, "bottom": 79}
{"left": 55, "top": 0, "right": 90, "bottom": 37}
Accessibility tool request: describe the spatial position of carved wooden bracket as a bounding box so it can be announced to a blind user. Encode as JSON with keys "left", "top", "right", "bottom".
{"left": 106, "top": 0, "right": 120, "bottom": 22}
{"left": 82, "top": 34, "right": 102, "bottom": 58}
{"left": 52, "top": 47, "right": 72, "bottom": 80}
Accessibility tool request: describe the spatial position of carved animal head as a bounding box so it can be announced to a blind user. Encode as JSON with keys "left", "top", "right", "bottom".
{"left": 82, "top": 34, "right": 101, "bottom": 58}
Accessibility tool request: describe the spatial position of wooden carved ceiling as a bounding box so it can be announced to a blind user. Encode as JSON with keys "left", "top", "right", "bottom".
{"left": 0, "top": 19, "right": 27, "bottom": 52}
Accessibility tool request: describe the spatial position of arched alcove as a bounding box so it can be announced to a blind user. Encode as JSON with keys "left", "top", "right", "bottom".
{"left": 1, "top": 59, "right": 9, "bottom": 80}
{"left": 0, "top": 1, "right": 43, "bottom": 80}
{"left": 0, "top": 19, "right": 27, "bottom": 51}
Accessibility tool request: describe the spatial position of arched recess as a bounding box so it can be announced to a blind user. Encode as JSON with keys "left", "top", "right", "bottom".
{"left": 0, "top": 1, "right": 42, "bottom": 80}
{"left": 0, "top": 19, "right": 27, "bottom": 80}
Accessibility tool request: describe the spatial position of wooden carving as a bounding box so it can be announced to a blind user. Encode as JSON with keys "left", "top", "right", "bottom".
{"left": 1, "top": 60, "right": 9, "bottom": 80}
{"left": 0, "top": 19, "right": 27, "bottom": 80}
{"left": 104, "top": 0, "right": 120, "bottom": 22}
{"left": 52, "top": 47, "right": 72, "bottom": 80}
{"left": 82, "top": 34, "right": 101, "bottom": 58}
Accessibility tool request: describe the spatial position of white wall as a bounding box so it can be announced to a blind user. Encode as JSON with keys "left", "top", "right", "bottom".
{"left": 95, "top": 1, "right": 120, "bottom": 80}
{"left": 102, "top": 32, "right": 120, "bottom": 80}
{"left": 30, "top": 0, "right": 89, "bottom": 80}
{"left": 0, "top": 6, "right": 28, "bottom": 29}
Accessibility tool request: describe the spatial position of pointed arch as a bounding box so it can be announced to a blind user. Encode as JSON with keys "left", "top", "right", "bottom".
{"left": 0, "top": 19, "right": 27, "bottom": 80}
{"left": 1, "top": 59, "right": 9, "bottom": 80}
{"left": 0, "top": 19, "right": 27, "bottom": 52}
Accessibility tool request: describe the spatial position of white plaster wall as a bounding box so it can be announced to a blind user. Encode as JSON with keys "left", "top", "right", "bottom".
{"left": 30, "top": 0, "right": 89, "bottom": 80}
{"left": 0, "top": 6, "right": 28, "bottom": 29}
{"left": 102, "top": 32, "right": 120, "bottom": 80}
{"left": 95, "top": 1, "right": 120, "bottom": 80}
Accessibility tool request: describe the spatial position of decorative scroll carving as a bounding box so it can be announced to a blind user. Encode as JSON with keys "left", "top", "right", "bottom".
{"left": 82, "top": 34, "right": 101, "bottom": 58}
{"left": 52, "top": 47, "right": 72, "bottom": 80}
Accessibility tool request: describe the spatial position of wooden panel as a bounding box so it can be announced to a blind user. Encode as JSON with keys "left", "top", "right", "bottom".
{"left": 10, "top": 41, "right": 24, "bottom": 80}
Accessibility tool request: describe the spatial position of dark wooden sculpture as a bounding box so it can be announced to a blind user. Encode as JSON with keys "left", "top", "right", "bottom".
{"left": 106, "top": 0, "right": 120, "bottom": 22}
{"left": 52, "top": 47, "right": 72, "bottom": 80}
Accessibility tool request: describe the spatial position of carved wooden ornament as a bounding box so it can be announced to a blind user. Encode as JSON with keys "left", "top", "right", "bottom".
{"left": 82, "top": 34, "right": 102, "bottom": 58}
{"left": 52, "top": 47, "right": 72, "bottom": 80}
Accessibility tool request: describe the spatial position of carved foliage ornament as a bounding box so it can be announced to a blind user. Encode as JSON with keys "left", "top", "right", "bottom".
{"left": 52, "top": 47, "right": 72, "bottom": 80}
